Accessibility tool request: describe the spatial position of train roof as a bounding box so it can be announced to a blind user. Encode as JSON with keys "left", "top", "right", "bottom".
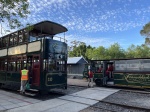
{"left": 33, "top": 21, "right": 68, "bottom": 35}
{"left": 0, "top": 20, "right": 68, "bottom": 38}
{"left": 90, "top": 57, "right": 150, "bottom": 62}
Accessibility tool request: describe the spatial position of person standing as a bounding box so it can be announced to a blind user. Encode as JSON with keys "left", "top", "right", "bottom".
{"left": 88, "top": 69, "right": 94, "bottom": 87}
{"left": 20, "top": 66, "right": 29, "bottom": 94}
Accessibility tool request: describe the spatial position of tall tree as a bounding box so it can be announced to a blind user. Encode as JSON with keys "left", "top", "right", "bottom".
{"left": 106, "top": 43, "right": 126, "bottom": 59}
{"left": 126, "top": 44, "right": 136, "bottom": 58}
{"left": 140, "top": 22, "right": 150, "bottom": 44}
{"left": 92, "top": 46, "right": 106, "bottom": 60}
{"left": 68, "top": 40, "right": 86, "bottom": 57}
{"left": 0, "top": 0, "right": 30, "bottom": 30}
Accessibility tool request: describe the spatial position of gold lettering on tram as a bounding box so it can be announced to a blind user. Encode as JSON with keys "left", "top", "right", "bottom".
{"left": 124, "top": 74, "right": 150, "bottom": 85}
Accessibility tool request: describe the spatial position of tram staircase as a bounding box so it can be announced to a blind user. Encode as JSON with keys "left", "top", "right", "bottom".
{"left": 25, "top": 88, "right": 39, "bottom": 96}
{"left": 24, "top": 82, "right": 39, "bottom": 96}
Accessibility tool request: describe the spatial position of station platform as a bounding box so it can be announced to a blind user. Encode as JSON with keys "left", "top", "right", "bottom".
{"left": 0, "top": 87, "right": 120, "bottom": 112}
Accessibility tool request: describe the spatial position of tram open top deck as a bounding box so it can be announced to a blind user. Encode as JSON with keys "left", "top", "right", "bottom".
{"left": 0, "top": 20, "right": 68, "bottom": 38}
{"left": 0, "top": 21, "right": 68, "bottom": 50}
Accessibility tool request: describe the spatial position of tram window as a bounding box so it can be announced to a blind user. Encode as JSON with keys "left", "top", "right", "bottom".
{"left": 33, "top": 56, "right": 39, "bottom": 62}
{"left": 45, "top": 35, "right": 53, "bottom": 39}
{"left": 5, "top": 37, "right": 9, "bottom": 47}
{"left": 9, "top": 35, "right": 14, "bottom": 46}
{"left": 0, "top": 59, "right": 6, "bottom": 70}
{"left": 13, "top": 34, "right": 18, "bottom": 45}
{"left": 43, "top": 59, "right": 66, "bottom": 72}
{"left": 2, "top": 37, "right": 7, "bottom": 47}
{"left": 29, "top": 32, "right": 38, "bottom": 42}
{"left": 23, "top": 60, "right": 27, "bottom": 68}
{"left": 46, "top": 59, "right": 56, "bottom": 71}
{"left": 23, "top": 31, "right": 28, "bottom": 42}
{"left": 4, "top": 62, "right": 7, "bottom": 71}
{"left": 19, "top": 34, "right": 23, "bottom": 43}
{"left": 16, "top": 60, "right": 21, "bottom": 71}
{"left": 29, "top": 36, "right": 36, "bottom": 42}
{"left": 56, "top": 61, "right": 65, "bottom": 71}
{"left": 8, "top": 62, "right": 16, "bottom": 71}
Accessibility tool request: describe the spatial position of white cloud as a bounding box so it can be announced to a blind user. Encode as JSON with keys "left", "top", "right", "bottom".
{"left": 65, "top": 34, "right": 116, "bottom": 48}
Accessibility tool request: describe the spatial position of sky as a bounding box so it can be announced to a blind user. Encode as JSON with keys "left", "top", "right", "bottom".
{"left": 2, "top": 0, "right": 150, "bottom": 49}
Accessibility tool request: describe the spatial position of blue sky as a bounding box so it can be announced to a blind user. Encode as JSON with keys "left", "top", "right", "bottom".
{"left": 2, "top": 0, "right": 150, "bottom": 49}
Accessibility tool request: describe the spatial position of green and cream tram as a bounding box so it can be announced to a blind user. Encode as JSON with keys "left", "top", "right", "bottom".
{"left": 0, "top": 21, "right": 68, "bottom": 93}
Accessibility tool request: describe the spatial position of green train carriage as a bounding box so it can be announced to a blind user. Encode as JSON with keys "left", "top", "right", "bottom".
{"left": 83, "top": 58, "right": 150, "bottom": 89}
{"left": 0, "top": 21, "right": 68, "bottom": 93}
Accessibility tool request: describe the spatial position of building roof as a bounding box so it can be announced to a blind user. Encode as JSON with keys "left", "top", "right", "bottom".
{"left": 67, "top": 56, "right": 88, "bottom": 64}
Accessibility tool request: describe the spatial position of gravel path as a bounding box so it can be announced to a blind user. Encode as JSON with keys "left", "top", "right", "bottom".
{"left": 80, "top": 90, "right": 150, "bottom": 112}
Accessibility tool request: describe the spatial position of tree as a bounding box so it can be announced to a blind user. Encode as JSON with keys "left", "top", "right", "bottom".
{"left": 0, "top": 0, "right": 30, "bottom": 30}
{"left": 140, "top": 22, "right": 150, "bottom": 44}
{"left": 126, "top": 44, "right": 136, "bottom": 58}
{"left": 92, "top": 46, "right": 106, "bottom": 60}
{"left": 126, "top": 44, "right": 150, "bottom": 58}
{"left": 106, "top": 43, "right": 126, "bottom": 59}
{"left": 68, "top": 40, "right": 86, "bottom": 57}
{"left": 85, "top": 47, "right": 94, "bottom": 60}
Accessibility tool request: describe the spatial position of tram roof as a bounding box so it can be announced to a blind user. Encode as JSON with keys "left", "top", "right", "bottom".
{"left": 33, "top": 21, "right": 68, "bottom": 35}
{"left": 90, "top": 57, "right": 150, "bottom": 62}
{"left": 0, "top": 21, "right": 68, "bottom": 38}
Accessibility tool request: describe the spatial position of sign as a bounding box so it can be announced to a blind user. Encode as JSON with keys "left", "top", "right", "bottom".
{"left": 124, "top": 74, "right": 150, "bottom": 85}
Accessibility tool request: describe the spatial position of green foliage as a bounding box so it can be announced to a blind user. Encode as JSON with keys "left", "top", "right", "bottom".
{"left": 126, "top": 44, "right": 150, "bottom": 58}
{"left": 140, "top": 22, "right": 150, "bottom": 44}
{"left": 68, "top": 41, "right": 150, "bottom": 60}
{"left": 0, "top": 0, "right": 30, "bottom": 29}
{"left": 106, "top": 43, "right": 126, "bottom": 59}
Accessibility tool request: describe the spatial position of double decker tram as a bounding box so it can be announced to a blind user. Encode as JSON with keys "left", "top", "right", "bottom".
{"left": 0, "top": 21, "right": 68, "bottom": 94}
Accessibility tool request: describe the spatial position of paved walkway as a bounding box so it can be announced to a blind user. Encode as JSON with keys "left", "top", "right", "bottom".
{"left": 5, "top": 87, "right": 120, "bottom": 112}
{"left": 0, "top": 90, "right": 40, "bottom": 111}
{"left": 0, "top": 79, "right": 99, "bottom": 112}
{"left": 67, "top": 78, "right": 91, "bottom": 87}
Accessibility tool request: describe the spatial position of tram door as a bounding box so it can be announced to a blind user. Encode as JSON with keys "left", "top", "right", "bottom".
{"left": 32, "top": 55, "right": 40, "bottom": 86}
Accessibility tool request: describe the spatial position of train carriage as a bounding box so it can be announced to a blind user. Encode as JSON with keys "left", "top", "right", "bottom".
{"left": 83, "top": 58, "right": 150, "bottom": 89}
{"left": 0, "top": 21, "right": 68, "bottom": 93}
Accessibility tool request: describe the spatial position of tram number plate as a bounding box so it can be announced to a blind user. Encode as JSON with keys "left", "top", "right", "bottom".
{"left": 48, "top": 77, "right": 53, "bottom": 82}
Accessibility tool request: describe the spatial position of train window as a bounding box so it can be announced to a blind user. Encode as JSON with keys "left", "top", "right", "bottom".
{"left": 33, "top": 56, "right": 39, "bottom": 62}
{"left": 48, "top": 59, "right": 56, "bottom": 71}
{"left": 56, "top": 61, "right": 66, "bottom": 71}
{"left": 23, "top": 30, "right": 28, "bottom": 42}
{"left": 7, "top": 56, "right": 16, "bottom": 71}
{"left": 18, "top": 31, "right": 24, "bottom": 43}
{"left": 16, "top": 60, "right": 21, "bottom": 71}
{"left": 13, "top": 33, "right": 18, "bottom": 45}
{"left": 23, "top": 60, "right": 27, "bottom": 68}
{"left": 0, "top": 58, "right": 7, "bottom": 71}
{"left": 21, "top": 56, "right": 27, "bottom": 69}
{"left": 2, "top": 37, "right": 7, "bottom": 48}
{"left": 9, "top": 35, "right": 14, "bottom": 46}
{"left": 8, "top": 62, "right": 16, "bottom": 71}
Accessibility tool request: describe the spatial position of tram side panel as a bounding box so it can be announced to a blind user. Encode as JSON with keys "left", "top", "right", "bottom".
{"left": 114, "top": 59, "right": 150, "bottom": 88}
